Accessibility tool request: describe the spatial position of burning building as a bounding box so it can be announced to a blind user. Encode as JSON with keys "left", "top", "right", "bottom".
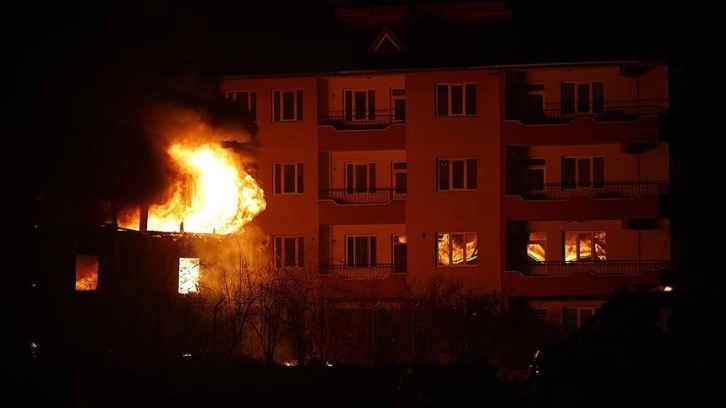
{"left": 18, "top": 1, "right": 675, "bottom": 366}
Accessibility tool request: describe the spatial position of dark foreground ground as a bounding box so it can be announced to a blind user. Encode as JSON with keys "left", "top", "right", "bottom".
{"left": 11, "top": 360, "right": 528, "bottom": 407}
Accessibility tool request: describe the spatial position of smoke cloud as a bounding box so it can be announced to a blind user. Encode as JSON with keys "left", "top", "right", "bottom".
{"left": 29, "top": 67, "right": 260, "bottom": 223}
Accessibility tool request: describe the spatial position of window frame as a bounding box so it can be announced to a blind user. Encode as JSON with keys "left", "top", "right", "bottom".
{"left": 345, "top": 235, "right": 378, "bottom": 267}
{"left": 225, "top": 90, "right": 257, "bottom": 121}
{"left": 272, "top": 89, "right": 304, "bottom": 122}
{"left": 343, "top": 89, "right": 376, "bottom": 121}
{"left": 435, "top": 83, "right": 477, "bottom": 117}
{"left": 563, "top": 231, "right": 607, "bottom": 262}
{"left": 527, "top": 232, "right": 547, "bottom": 263}
{"left": 274, "top": 236, "right": 305, "bottom": 268}
{"left": 436, "top": 231, "right": 478, "bottom": 267}
{"left": 561, "top": 81, "right": 604, "bottom": 115}
{"left": 273, "top": 162, "right": 304, "bottom": 195}
{"left": 437, "top": 158, "right": 478, "bottom": 191}
{"left": 561, "top": 156, "right": 605, "bottom": 189}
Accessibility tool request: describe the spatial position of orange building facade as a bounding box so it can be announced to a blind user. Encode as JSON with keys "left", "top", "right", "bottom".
{"left": 220, "top": 60, "right": 671, "bottom": 332}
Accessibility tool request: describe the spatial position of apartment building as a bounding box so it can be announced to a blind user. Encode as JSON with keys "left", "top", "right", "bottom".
{"left": 220, "top": 56, "right": 671, "bottom": 333}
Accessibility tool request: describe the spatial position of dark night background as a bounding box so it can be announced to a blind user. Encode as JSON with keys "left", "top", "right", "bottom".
{"left": 5, "top": 0, "right": 718, "bottom": 402}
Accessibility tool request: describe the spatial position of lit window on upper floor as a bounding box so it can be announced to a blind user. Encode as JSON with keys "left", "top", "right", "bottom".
{"left": 436, "top": 232, "right": 478, "bottom": 266}
{"left": 274, "top": 163, "right": 304, "bottom": 194}
{"left": 75, "top": 255, "right": 99, "bottom": 291}
{"left": 274, "top": 236, "right": 305, "bottom": 268}
{"left": 436, "top": 83, "right": 477, "bottom": 116}
{"left": 179, "top": 257, "right": 200, "bottom": 294}
{"left": 527, "top": 232, "right": 547, "bottom": 262}
{"left": 437, "top": 158, "right": 477, "bottom": 191}
{"left": 272, "top": 89, "right": 303, "bottom": 122}
{"left": 225, "top": 90, "right": 257, "bottom": 121}
{"left": 564, "top": 231, "right": 606, "bottom": 262}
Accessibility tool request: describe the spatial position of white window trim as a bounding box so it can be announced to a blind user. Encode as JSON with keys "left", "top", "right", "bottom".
{"left": 436, "top": 83, "right": 477, "bottom": 117}
{"left": 274, "top": 162, "right": 304, "bottom": 195}
{"left": 437, "top": 158, "right": 478, "bottom": 191}
{"left": 345, "top": 235, "right": 377, "bottom": 266}
{"left": 562, "top": 81, "right": 604, "bottom": 114}
{"left": 274, "top": 236, "right": 304, "bottom": 268}
{"left": 343, "top": 89, "right": 376, "bottom": 121}
{"left": 272, "top": 89, "right": 303, "bottom": 122}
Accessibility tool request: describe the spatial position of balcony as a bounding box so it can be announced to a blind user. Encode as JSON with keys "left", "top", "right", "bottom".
{"left": 502, "top": 99, "right": 668, "bottom": 145}
{"left": 502, "top": 260, "right": 668, "bottom": 297}
{"left": 319, "top": 188, "right": 406, "bottom": 224}
{"left": 505, "top": 260, "right": 670, "bottom": 277}
{"left": 502, "top": 181, "right": 667, "bottom": 220}
{"left": 319, "top": 264, "right": 406, "bottom": 280}
{"left": 505, "top": 100, "right": 668, "bottom": 125}
{"left": 319, "top": 110, "right": 404, "bottom": 130}
{"left": 319, "top": 188, "right": 406, "bottom": 205}
{"left": 318, "top": 110, "right": 406, "bottom": 151}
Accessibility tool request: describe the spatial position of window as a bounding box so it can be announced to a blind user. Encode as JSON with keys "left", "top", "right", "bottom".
{"left": 344, "top": 89, "right": 376, "bottom": 121}
{"left": 526, "top": 158, "right": 545, "bottom": 191}
{"left": 274, "top": 236, "right": 304, "bottom": 268}
{"left": 346, "top": 235, "right": 377, "bottom": 267}
{"left": 225, "top": 90, "right": 257, "bottom": 121}
{"left": 437, "top": 232, "right": 478, "bottom": 266}
{"left": 564, "top": 231, "right": 606, "bottom": 262}
{"left": 393, "top": 234, "right": 407, "bottom": 273}
{"left": 392, "top": 162, "right": 407, "bottom": 196}
{"left": 527, "top": 232, "right": 547, "bottom": 262}
{"left": 436, "top": 83, "right": 477, "bottom": 116}
{"left": 525, "top": 83, "right": 545, "bottom": 116}
{"left": 75, "top": 255, "right": 99, "bottom": 291}
{"left": 178, "top": 257, "right": 200, "bottom": 294}
{"left": 346, "top": 163, "right": 376, "bottom": 194}
{"left": 437, "top": 158, "right": 477, "bottom": 191}
{"left": 562, "top": 157, "right": 605, "bottom": 189}
{"left": 274, "top": 163, "right": 304, "bottom": 194}
{"left": 272, "top": 89, "right": 303, "bottom": 122}
{"left": 563, "top": 306, "right": 598, "bottom": 332}
{"left": 561, "top": 82, "right": 604, "bottom": 115}
{"left": 391, "top": 88, "right": 406, "bottom": 122}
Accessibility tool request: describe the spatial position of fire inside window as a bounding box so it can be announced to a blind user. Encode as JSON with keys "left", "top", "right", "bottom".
{"left": 75, "top": 255, "right": 99, "bottom": 291}
{"left": 437, "top": 232, "right": 478, "bottom": 266}
{"left": 178, "top": 257, "right": 201, "bottom": 294}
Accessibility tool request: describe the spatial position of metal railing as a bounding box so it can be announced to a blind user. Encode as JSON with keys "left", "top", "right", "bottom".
{"left": 319, "top": 263, "right": 406, "bottom": 279}
{"left": 505, "top": 260, "right": 670, "bottom": 277}
{"left": 318, "top": 110, "right": 405, "bottom": 130}
{"left": 319, "top": 188, "right": 407, "bottom": 205}
{"left": 505, "top": 99, "right": 669, "bottom": 124}
{"left": 504, "top": 181, "right": 668, "bottom": 201}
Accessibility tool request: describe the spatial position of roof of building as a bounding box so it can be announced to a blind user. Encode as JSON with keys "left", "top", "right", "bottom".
{"left": 213, "top": 1, "right": 668, "bottom": 77}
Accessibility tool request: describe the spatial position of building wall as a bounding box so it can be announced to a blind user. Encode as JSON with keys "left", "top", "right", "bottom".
{"left": 515, "top": 64, "right": 669, "bottom": 107}
{"left": 319, "top": 75, "right": 405, "bottom": 113}
{"left": 329, "top": 224, "right": 406, "bottom": 264}
{"left": 327, "top": 150, "right": 407, "bottom": 189}
{"left": 527, "top": 143, "right": 669, "bottom": 183}
{"left": 404, "top": 69, "right": 502, "bottom": 292}
{"left": 222, "top": 77, "right": 321, "bottom": 250}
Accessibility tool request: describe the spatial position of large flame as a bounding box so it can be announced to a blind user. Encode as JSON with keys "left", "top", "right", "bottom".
{"left": 122, "top": 142, "right": 266, "bottom": 234}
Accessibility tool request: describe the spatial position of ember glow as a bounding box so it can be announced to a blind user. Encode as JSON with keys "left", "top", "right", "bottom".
{"left": 122, "top": 142, "right": 266, "bottom": 234}
{"left": 178, "top": 257, "right": 200, "bottom": 294}
{"left": 75, "top": 255, "right": 99, "bottom": 291}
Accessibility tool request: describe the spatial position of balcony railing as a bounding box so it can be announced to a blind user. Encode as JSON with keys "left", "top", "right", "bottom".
{"left": 318, "top": 110, "right": 405, "bottom": 130}
{"left": 505, "top": 260, "right": 670, "bottom": 277}
{"left": 504, "top": 181, "right": 668, "bottom": 201}
{"left": 319, "top": 188, "right": 406, "bottom": 205}
{"left": 505, "top": 99, "right": 668, "bottom": 125}
{"left": 319, "top": 263, "right": 406, "bottom": 280}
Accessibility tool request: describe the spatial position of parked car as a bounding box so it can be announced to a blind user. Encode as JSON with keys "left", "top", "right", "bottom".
{"left": 527, "top": 284, "right": 701, "bottom": 407}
